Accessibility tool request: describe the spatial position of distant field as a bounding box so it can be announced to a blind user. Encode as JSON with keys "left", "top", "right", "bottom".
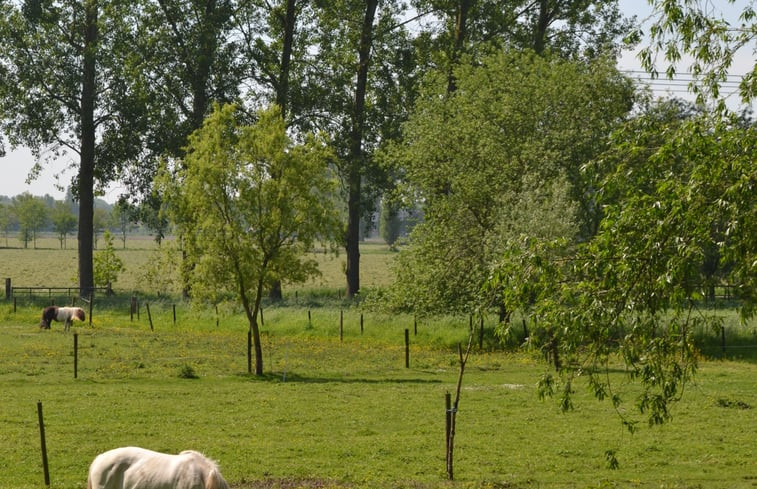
{"left": 0, "top": 234, "right": 397, "bottom": 295}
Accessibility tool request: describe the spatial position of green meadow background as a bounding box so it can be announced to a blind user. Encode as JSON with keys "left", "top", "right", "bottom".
{"left": 1, "top": 236, "right": 755, "bottom": 489}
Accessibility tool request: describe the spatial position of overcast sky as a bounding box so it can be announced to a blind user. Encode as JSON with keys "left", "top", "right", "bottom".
{"left": 1, "top": 1, "right": 754, "bottom": 203}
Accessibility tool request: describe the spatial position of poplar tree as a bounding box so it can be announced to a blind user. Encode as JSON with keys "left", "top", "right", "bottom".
{"left": 0, "top": 0, "right": 138, "bottom": 294}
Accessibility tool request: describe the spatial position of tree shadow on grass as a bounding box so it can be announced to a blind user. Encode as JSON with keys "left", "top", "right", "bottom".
{"left": 236, "top": 371, "right": 443, "bottom": 385}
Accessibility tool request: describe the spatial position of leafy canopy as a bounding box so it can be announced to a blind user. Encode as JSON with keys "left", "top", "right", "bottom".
{"left": 162, "top": 103, "right": 341, "bottom": 305}
{"left": 383, "top": 50, "right": 635, "bottom": 315}
{"left": 490, "top": 107, "right": 757, "bottom": 431}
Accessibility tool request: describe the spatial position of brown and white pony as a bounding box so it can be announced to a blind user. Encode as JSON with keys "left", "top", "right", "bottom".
{"left": 87, "top": 447, "right": 229, "bottom": 489}
{"left": 40, "top": 306, "right": 86, "bottom": 331}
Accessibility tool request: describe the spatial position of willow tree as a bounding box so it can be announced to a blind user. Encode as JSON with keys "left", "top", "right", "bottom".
{"left": 159, "top": 104, "right": 340, "bottom": 375}
{"left": 485, "top": 0, "right": 757, "bottom": 454}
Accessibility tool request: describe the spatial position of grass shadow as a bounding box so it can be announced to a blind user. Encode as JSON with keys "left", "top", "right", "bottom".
{"left": 236, "top": 371, "right": 443, "bottom": 385}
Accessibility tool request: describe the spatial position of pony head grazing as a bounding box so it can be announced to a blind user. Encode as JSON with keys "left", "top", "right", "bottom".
{"left": 180, "top": 451, "right": 230, "bottom": 489}
{"left": 40, "top": 306, "right": 58, "bottom": 329}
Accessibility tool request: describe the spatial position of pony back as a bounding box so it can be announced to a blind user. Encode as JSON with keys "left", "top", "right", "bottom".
{"left": 88, "top": 447, "right": 229, "bottom": 489}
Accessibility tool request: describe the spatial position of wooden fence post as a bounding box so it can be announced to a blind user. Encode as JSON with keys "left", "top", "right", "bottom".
{"left": 5, "top": 278, "right": 10, "bottom": 300}
{"left": 445, "top": 392, "right": 452, "bottom": 479}
{"left": 405, "top": 329, "right": 410, "bottom": 368}
{"left": 340, "top": 310, "right": 343, "bottom": 342}
{"left": 74, "top": 333, "right": 78, "bottom": 379}
{"left": 146, "top": 303, "right": 154, "bottom": 331}
{"left": 37, "top": 401, "right": 50, "bottom": 487}
{"left": 88, "top": 293, "right": 93, "bottom": 326}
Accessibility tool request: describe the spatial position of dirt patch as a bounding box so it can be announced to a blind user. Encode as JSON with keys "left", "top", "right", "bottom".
{"left": 232, "top": 478, "right": 352, "bottom": 489}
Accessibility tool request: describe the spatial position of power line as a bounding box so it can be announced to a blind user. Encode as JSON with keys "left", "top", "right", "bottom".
{"left": 620, "top": 69, "right": 750, "bottom": 79}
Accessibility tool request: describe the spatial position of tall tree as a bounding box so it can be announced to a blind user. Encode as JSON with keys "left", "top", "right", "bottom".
{"left": 159, "top": 104, "right": 340, "bottom": 375}
{"left": 235, "top": 0, "right": 316, "bottom": 300}
{"left": 385, "top": 51, "right": 635, "bottom": 314}
{"left": 0, "top": 0, "right": 138, "bottom": 294}
{"left": 310, "top": 0, "right": 416, "bottom": 297}
{"left": 343, "top": 0, "right": 379, "bottom": 298}
{"left": 119, "top": 0, "right": 242, "bottom": 295}
{"left": 485, "top": 0, "right": 757, "bottom": 446}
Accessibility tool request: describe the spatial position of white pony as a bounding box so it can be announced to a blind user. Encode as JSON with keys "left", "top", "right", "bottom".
{"left": 40, "top": 306, "right": 86, "bottom": 331}
{"left": 87, "top": 447, "right": 229, "bottom": 489}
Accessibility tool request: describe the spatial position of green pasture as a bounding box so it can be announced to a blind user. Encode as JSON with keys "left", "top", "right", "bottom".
{"left": 2, "top": 301, "right": 756, "bottom": 489}
{"left": 1, "top": 239, "right": 756, "bottom": 488}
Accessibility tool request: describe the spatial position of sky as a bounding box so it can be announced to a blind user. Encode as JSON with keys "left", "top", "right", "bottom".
{"left": 1, "top": 1, "right": 754, "bottom": 203}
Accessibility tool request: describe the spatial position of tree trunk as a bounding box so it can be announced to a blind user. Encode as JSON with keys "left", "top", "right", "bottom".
{"left": 532, "top": 0, "right": 552, "bottom": 55}
{"left": 78, "top": 0, "right": 98, "bottom": 297}
{"left": 268, "top": 0, "right": 298, "bottom": 303}
{"left": 241, "top": 275, "right": 264, "bottom": 376}
{"left": 191, "top": 0, "right": 218, "bottom": 129}
{"left": 447, "top": 0, "right": 473, "bottom": 93}
{"left": 345, "top": 0, "right": 378, "bottom": 298}
{"left": 251, "top": 277, "right": 265, "bottom": 375}
{"left": 277, "top": 0, "right": 296, "bottom": 118}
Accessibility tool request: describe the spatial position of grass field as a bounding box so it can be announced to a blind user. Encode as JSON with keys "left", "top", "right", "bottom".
{"left": 0, "top": 235, "right": 396, "bottom": 295}
{"left": 1, "top": 237, "right": 756, "bottom": 489}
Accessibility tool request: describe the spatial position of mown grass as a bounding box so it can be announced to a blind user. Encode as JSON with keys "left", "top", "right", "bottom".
{"left": 1, "top": 301, "right": 756, "bottom": 489}
{"left": 1, "top": 238, "right": 756, "bottom": 488}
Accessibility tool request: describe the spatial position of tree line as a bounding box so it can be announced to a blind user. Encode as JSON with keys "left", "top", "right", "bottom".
{"left": 0, "top": 0, "right": 633, "bottom": 298}
{"left": 0, "top": 191, "right": 140, "bottom": 249}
